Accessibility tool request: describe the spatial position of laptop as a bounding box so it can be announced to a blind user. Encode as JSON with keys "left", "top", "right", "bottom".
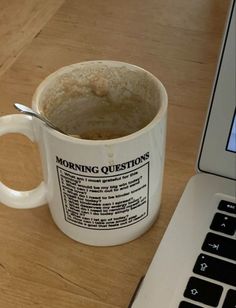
{"left": 130, "top": 1, "right": 236, "bottom": 307}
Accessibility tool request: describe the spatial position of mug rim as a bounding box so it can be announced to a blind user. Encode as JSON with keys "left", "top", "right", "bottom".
{"left": 32, "top": 60, "right": 168, "bottom": 144}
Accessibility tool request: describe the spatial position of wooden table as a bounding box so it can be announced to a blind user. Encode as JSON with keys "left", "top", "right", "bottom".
{"left": 0, "top": 1, "right": 230, "bottom": 307}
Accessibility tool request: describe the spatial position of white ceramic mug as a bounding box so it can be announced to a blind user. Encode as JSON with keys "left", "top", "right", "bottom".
{"left": 0, "top": 61, "right": 167, "bottom": 246}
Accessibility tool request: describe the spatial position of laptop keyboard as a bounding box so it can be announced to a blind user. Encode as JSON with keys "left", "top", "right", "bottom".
{"left": 202, "top": 233, "right": 235, "bottom": 260}
{"left": 210, "top": 213, "right": 235, "bottom": 235}
{"left": 179, "top": 200, "right": 236, "bottom": 308}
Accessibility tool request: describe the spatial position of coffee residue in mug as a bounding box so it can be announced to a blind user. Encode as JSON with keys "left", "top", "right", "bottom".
{"left": 40, "top": 65, "right": 160, "bottom": 140}
{"left": 43, "top": 94, "right": 155, "bottom": 140}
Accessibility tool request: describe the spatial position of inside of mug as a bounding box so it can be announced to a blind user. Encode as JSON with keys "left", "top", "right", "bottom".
{"left": 37, "top": 62, "right": 163, "bottom": 140}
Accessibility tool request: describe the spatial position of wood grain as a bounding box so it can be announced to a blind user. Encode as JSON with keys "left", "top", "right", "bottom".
{"left": 0, "top": 0, "right": 64, "bottom": 77}
{"left": 0, "top": 0, "right": 231, "bottom": 307}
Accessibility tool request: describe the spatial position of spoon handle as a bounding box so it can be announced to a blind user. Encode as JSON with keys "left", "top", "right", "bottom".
{"left": 14, "top": 102, "right": 66, "bottom": 135}
{"left": 14, "top": 103, "right": 35, "bottom": 115}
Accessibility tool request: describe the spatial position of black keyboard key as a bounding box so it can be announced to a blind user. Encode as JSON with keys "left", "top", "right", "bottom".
{"left": 179, "top": 301, "right": 202, "bottom": 307}
{"left": 218, "top": 200, "right": 236, "bottom": 214}
{"left": 223, "top": 289, "right": 236, "bottom": 308}
{"left": 193, "top": 254, "right": 236, "bottom": 286}
{"left": 202, "top": 232, "right": 236, "bottom": 261}
{"left": 210, "top": 213, "right": 236, "bottom": 235}
{"left": 184, "top": 276, "right": 223, "bottom": 306}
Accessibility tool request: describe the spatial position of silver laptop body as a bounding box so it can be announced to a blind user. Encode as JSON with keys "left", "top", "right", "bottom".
{"left": 131, "top": 1, "right": 236, "bottom": 307}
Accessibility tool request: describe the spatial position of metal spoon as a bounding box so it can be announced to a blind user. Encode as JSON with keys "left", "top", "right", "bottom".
{"left": 14, "top": 102, "right": 66, "bottom": 135}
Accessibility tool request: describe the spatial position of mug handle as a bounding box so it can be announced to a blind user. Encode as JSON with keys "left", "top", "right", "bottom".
{"left": 0, "top": 114, "right": 47, "bottom": 208}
